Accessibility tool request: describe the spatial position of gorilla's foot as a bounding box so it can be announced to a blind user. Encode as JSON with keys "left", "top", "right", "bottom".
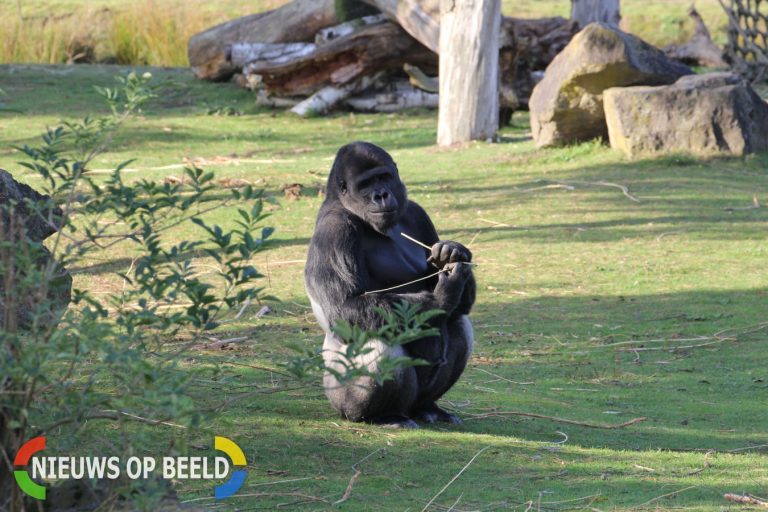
{"left": 370, "top": 414, "right": 419, "bottom": 429}
{"left": 412, "top": 403, "right": 462, "bottom": 425}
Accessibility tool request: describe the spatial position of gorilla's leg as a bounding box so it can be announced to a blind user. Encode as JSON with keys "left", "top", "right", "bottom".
{"left": 410, "top": 315, "right": 473, "bottom": 424}
{"left": 322, "top": 333, "right": 419, "bottom": 428}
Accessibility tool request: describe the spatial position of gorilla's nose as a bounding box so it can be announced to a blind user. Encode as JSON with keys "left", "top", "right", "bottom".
{"left": 372, "top": 189, "right": 395, "bottom": 210}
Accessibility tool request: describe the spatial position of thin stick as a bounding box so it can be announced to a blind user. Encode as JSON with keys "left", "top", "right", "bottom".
{"left": 616, "top": 339, "right": 730, "bottom": 352}
{"left": 724, "top": 494, "right": 768, "bottom": 508}
{"left": 400, "top": 232, "right": 478, "bottom": 266}
{"left": 203, "top": 336, "right": 249, "bottom": 350}
{"left": 464, "top": 411, "right": 647, "bottom": 429}
{"left": 725, "top": 195, "right": 761, "bottom": 212}
{"left": 421, "top": 446, "right": 490, "bottom": 512}
{"left": 401, "top": 232, "right": 432, "bottom": 250}
{"left": 180, "top": 477, "right": 316, "bottom": 503}
{"left": 474, "top": 367, "right": 534, "bottom": 385}
{"left": 630, "top": 486, "right": 697, "bottom": 509}
{"left": 363, "top": 268, "right": 447, "bottom": 295}
{"left": 334, "top": 448, "right": 384, "bottom": 505}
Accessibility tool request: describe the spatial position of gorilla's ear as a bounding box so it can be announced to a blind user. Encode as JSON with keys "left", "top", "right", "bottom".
{"left": 338, "top": 180, "right": 347, "bottom": 195}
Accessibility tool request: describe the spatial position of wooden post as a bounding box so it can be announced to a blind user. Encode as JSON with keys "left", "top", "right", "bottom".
{"left": 570, "top": 0, "right": 620, "bottom": 28}
{"left": 437, "top": 0, "right": 500, "bottom": 146}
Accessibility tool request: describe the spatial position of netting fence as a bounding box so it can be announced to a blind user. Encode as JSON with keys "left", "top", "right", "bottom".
{"left": 721, "top": 0, "right": 768, "bottom": 80}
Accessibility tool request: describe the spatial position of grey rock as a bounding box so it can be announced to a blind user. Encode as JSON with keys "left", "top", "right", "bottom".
{"left": 530, "top": 22, "right": 693, "bottom": 148}
{"left": 604, "top": 72, "right": 768, "bottom": 157}
{"left": 0, "top": 169, "right": 63, "bottom": 241}
{"left": 0, "top": 169, "right": 71, "bottom": 330}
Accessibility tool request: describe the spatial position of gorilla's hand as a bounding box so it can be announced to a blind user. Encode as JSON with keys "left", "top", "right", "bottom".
{"left": 434, "top": 262, "right": 472, "bottom": 313}
{"left": 428, "top": 241, "right": 472, "bottom": 269}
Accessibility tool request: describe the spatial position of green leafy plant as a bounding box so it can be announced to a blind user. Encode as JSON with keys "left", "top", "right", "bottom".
{"left": 286, "top": 301, "right": 439, "bottom": 386}
{"left": 0, "top": 72, "right": 272, "bottom": 511}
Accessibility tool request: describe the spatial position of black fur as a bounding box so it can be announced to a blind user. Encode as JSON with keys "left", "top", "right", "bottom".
{"left": 305, "top": 142, "right": 476, "bottom": 428}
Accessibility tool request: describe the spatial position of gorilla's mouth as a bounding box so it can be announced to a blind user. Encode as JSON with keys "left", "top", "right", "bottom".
{"left": 369, "top": 209, "right": 397, "bottom": 216}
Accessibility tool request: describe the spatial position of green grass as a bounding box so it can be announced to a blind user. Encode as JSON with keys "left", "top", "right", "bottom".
{"left": 2, "top": 64, "right": 768, "bottom": 510}
{"left": 1, "top": 1, "right": 729, "bottom": 66}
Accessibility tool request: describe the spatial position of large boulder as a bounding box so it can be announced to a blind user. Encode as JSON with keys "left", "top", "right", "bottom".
{"left": 0, "top": 169, "right": 71, "bottom": 330}
{"left": 604, "top": 73, "right": 768, "bottom": 158}
{"left": 529, "top": 22, "right": 693, "bottom": 148}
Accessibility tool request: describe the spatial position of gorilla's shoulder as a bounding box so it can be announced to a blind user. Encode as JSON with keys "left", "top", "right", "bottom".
{"left": 314, "top": 204, "right": 365, "bottom": 236}
{"left": 404, "top": 200, "right": 429, "bottom": 218}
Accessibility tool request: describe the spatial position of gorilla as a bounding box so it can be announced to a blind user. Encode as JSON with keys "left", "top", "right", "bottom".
{"left": 304, "top": 141, "right": 475, "bottom": 428}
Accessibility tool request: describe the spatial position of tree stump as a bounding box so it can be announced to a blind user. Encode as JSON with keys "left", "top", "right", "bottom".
{"left": 437, "top": 0, "right": 500, "bottom": 146}
{"left": 571, "top": 0, "right": 620, "bottom": 28}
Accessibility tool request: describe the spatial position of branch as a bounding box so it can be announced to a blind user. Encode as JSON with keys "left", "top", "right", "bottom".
{"left": 422, "top": 446, "right": 490, "bottom": 512}
{"left": 465, "top": 411, "right": 647, "bottom": 429}
{"left": 724, "top": 494, "right": 768, "bottom": 508}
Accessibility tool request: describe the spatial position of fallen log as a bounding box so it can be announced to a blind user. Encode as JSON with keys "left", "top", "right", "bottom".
{"left": 254, "top": 90, "right": 302, "bottom": 108}
{"left": 240, "top": 21, "right": 437, "bottom": 96}
{"left": 315, "top": 14, "right": 387, "bottom": 45}
{"left": 188, "top": 0, "right": 338, "bottom": 81}
{"left": 228, "top": 42, "right": 316, "bottom": 69}
{"left": 346, "top": 81, "right": 438, "bottom": 112}
{"left": 664, "top": 7, "right": 727, "bottom": 68}
{"left": 290, "top": 73, "right": 384, "bottom": 117}
{"left": 361, "top": 0, "right": 439, "bottom": 52}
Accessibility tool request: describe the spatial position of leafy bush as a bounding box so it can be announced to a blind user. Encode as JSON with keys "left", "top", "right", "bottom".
{"left": 286, "top": 301, "right": 438, "bottom": 386}
{"left": 0, "top": 72, "right": 272, "bottom": 510}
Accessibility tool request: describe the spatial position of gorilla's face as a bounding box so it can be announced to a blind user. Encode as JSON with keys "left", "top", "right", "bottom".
{"left": 330, "top": 142, "right": 408, "bottom": 234}
{"left": 340, "top": 162, "right": 407, "bottom": 233}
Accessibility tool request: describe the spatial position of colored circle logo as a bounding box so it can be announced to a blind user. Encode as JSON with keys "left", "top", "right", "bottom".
{"left": 14, "top": 435, "right": 47, "bottom": 500}
{"left": 214, "top": 436, "right": 247, "bottom": 499}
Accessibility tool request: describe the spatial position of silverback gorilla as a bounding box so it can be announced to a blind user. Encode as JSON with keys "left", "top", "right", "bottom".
{"left": 304, "top": 142, "right": 476, "bottom": 428}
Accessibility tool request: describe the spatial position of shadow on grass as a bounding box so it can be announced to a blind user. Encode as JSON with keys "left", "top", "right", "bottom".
{"left": 196, "top": 286, "right": 768, "bottom": 455}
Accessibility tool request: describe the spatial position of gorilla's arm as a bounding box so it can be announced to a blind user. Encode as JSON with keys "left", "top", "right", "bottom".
{"left": 306, "top": 208, "right": 461, "bottom": 333}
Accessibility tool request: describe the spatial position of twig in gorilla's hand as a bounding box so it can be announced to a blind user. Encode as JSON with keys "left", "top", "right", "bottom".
{"left": 400, "top": 232, "right": 479, "bottom": 267}
{"left": 400, "top": 231, "right": 432, "bottom": 250}
{"left": 362, "top": 268, "right": 448, "bottom": 295}
{"left": 464, "top": 411, "right": 648, "bottom": 429}
{"left": 362, "top": 261, "right": 477, "bottom": 295}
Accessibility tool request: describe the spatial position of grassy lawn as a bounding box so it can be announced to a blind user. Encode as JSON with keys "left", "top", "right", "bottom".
{"left": 2, "top": 64, "right": 768, "bottom": 510}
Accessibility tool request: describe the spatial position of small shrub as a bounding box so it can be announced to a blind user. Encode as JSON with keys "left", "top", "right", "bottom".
{"left": 0, "top": 72, "right": 272, "bottom": 510}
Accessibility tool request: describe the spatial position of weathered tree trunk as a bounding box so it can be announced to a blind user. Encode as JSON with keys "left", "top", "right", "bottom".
{"left": 664, "top": 7, "right": 727, "bottom": 68}
{"left": 570, "top": 0, "right": 620, "bottom": 28}
{"left": 241, "top": 21, "right": 436, "bottom": 96}
{"left": 437, "top": 0, "right": 500, "bottom": 145}
{"left": 361, "top": 0, "right": 440, "bottom": 52}
{"left": 187, "top": 0, "right": 338, "bottom": 81}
